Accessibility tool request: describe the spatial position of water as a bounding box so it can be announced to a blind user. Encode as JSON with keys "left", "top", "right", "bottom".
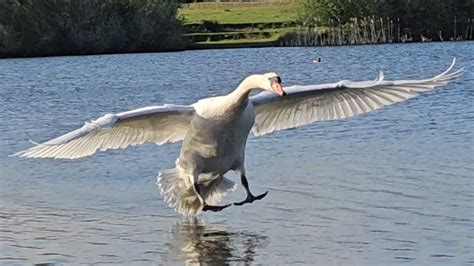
{"left": 1, "top": 42, "right": 473, "bottom": 265}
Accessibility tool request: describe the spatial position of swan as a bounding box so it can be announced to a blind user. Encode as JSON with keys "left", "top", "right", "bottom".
{"left": 14, "top": 59, "right": 462, "bottom": 216}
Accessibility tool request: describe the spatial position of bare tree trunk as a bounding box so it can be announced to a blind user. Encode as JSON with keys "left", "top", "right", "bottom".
{"left": 380, "top": 17, "right": 386, "bottom": 43}
{"left": 397, "top": 17, "right": 400, "bottom": 43}
{"left": 389, "top": 18, "right": 393, "bottom": 43}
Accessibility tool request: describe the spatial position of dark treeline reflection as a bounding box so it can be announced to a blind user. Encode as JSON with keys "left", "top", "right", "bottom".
{"left": 162, "top": 218, "right": 269, "bottom": 265}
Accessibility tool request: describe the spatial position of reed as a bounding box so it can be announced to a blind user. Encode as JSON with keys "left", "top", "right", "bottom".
{"left": 280, "top": 15, "right": 474, "bottom": 47}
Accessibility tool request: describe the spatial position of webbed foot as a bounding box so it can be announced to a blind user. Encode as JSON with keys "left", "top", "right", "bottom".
{"left": 234, "top": 191, "right": 268, "bottom": 206}
{"left": 202, "top": 204, "right": 231, "bottom": 212}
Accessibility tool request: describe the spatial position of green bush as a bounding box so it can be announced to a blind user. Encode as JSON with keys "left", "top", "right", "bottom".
{"left": 0, "top": 0, "right": 187, "bottom": 57}
{"left": 298, "top": 0, "right": 473, "bottom": 40}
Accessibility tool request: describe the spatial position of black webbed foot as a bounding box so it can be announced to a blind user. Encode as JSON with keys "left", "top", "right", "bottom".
{"left": 202, "top": 204, "right": 231, "bottom": 212}
{"left": 234, "top": 191, "right": 268, "bottom": 206}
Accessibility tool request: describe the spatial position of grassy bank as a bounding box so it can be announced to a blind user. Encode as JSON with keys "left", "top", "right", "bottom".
{"left": 179, "top": 1, "right": 473, "bottom": 50}
{"left": 179, "top": 2, "right": 299, "bottom": 24}
{"left": 179, "top": 1, "right": 301, "bottom": 49}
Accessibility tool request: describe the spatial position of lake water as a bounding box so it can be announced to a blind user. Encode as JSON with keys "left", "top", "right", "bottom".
{"left": 1, "top": 43, "right": 473, "bottom": 265}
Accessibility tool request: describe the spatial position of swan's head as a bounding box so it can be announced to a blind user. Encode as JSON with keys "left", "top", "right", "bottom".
{"left": 261, "top": 72, "right": 285, "bottom": 96}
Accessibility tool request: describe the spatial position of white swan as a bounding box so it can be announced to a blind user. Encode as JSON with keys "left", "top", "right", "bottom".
{"left": 14, "top": 59, "right": 462, "bottom": 216}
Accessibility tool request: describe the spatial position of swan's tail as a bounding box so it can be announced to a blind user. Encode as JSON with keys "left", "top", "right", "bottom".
{"left": 156, "top": 168, "right": 236, "bottom": 216}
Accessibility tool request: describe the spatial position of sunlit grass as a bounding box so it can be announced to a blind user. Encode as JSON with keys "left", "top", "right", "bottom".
{"left": 179, "top": 2, "right": 301, "bottom": 25}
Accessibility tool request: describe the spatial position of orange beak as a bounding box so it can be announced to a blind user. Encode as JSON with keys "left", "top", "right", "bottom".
{"left": 272, "top": 81, "right": 286, "bottom": 96}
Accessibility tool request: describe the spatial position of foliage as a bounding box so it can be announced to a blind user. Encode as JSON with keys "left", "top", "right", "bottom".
{"left": 298, "top": 0, "right": 376, "bottom": 26}
{"left": 0, "top": 0, "right": 187, "bottom": 57}
{"left": 298, "top": 0, "right": 474, "bottom": 40}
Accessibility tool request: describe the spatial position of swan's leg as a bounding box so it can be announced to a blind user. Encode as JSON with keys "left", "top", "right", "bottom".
{"left": 191, "top": 176, "right": 230, "bottom": 212}
{"left": 234, "top": 175, "right": 268, "bottom": 206}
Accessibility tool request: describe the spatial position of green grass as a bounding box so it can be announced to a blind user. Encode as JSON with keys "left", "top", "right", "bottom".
{"left": 197, "top": 37, "right": 277, "bottom": 44}
{"left": 179, "top": 2, "right": 302, "bottom": 48}
{"left": 179, "top": 2, "right": 301, "bottom": 25}
{"left": 187, "top": 27, "right": 296, "bottom": 43}
{"left": 184, "top": 28, "right": 295, "bottom": 37}
{"left": 194, "top": 28, "right": 295, "bottom": 46}
{"left": 193, "top": 36, "right": 282, "bottom": 50}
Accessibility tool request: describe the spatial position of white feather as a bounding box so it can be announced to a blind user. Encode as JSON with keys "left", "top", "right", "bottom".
{"left": 251, "top": 58, "right": 462, "bottom": 136}
{"left": 14, "top": 104, "right": 195, "bottom": 159}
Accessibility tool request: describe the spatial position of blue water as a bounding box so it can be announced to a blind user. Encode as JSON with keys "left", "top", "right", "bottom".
{"left": 1, "top": 42, "right": 473, "bottom": 265}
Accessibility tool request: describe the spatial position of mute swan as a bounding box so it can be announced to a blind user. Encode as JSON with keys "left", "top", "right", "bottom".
{"left": 14, "top": 59, "right": 462, "bottom": 216}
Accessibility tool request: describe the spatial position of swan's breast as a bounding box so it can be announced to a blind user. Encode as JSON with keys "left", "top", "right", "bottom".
{"left": 179, "top": 101, "right": 255, "bottom": 173}
{"left": 192, "top": 97, "right": 227, "bottom": 119}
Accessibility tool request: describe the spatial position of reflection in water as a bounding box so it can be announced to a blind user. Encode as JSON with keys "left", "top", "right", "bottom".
{"left": 165, "top": 217, "right": 268, "bottom": 265}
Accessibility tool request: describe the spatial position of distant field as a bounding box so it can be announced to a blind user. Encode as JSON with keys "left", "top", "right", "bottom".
{"left": 179, "top": 2, "right": 301, "bottom": 24}
{"left": 179, "top": 1, "right": 302, "bottom": 49}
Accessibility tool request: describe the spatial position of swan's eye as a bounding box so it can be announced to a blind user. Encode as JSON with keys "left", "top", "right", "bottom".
{"left": 269, "top": 77, "right": 282, "bottom": 84}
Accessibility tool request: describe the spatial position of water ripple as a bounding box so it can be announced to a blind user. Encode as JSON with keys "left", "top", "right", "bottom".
{"left": 1, "top": 43, "right": 473, "bottom": 265}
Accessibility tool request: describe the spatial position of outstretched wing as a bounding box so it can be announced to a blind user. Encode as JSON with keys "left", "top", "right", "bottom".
{"left": 14, "top": 104, "right": 195, "bottom": 159}
{"left": 251, "top": 59, "right": 463, "bottom": 136}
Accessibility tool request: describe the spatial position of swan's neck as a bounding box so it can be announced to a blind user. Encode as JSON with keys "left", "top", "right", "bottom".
{"left": 227, "top": 75, "right": 261, "bottom": 106}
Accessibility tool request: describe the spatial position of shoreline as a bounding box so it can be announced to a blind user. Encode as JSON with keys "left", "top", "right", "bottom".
{"left": 1, "top": 40, "right": 471, "bottom": 60}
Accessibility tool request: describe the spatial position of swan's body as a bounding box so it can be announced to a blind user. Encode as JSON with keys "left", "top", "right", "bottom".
{"left": 183, "top": 82, "right": 256, "bottom": 172}
{"left": 180, "top": 99, "right": 253, "bottom": 177}
{"left": 14, "top": 60, "right": 462, "bottom": 215}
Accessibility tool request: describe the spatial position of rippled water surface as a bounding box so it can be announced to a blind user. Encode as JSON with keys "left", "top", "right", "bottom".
{"left": 1, "top": 43, "right": 473, "bottom": 265}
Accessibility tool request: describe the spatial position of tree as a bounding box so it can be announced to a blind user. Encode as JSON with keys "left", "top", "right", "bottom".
{"left": 297, "top": 0, "right": 474, "bottom": 41}
{"left": 298, "top": 0, "right": 377, "bottom": 26}
{"left": 0, "top": 0, "right": 187, "bottom": 57}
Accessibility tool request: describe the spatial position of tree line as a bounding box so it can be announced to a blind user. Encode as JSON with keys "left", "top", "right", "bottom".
{"left": 298, "top": 0, "right": 474, "bottom": 42}
{"left": 1, "top": 0, "right": 472, "bottom": 58}
{"left": 0, "top": 0, "right": 187, "bottom": 58}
